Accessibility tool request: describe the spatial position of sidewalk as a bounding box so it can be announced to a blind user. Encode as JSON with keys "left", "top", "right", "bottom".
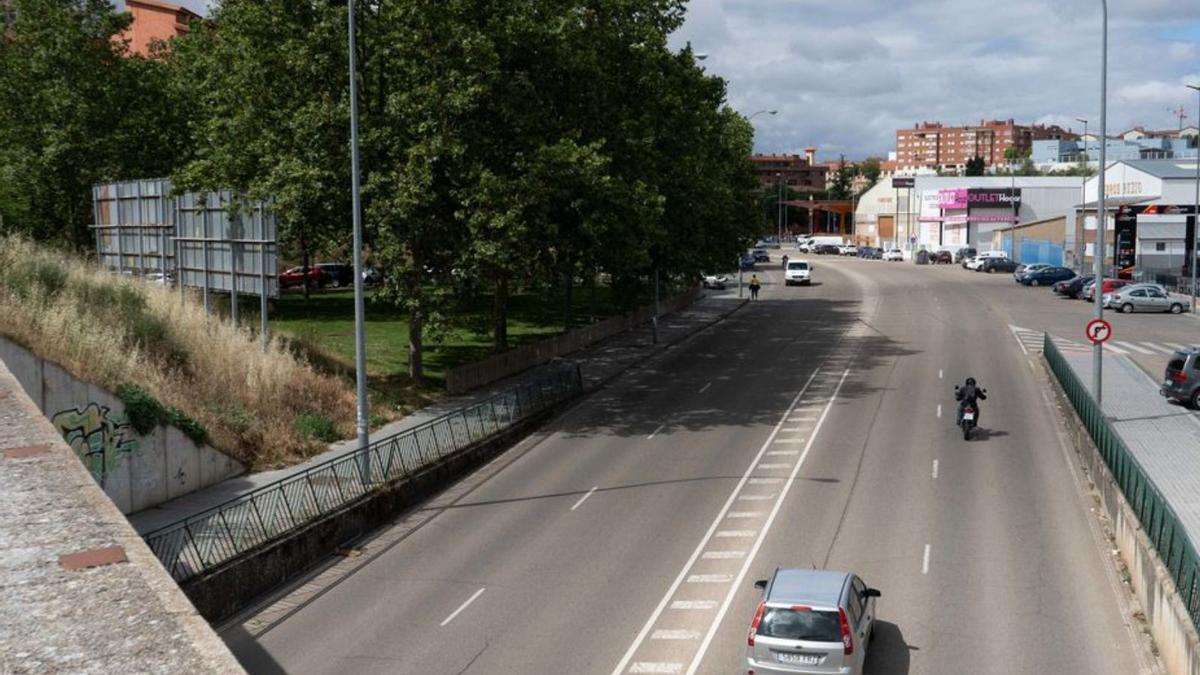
{"left": 128, "top": 291, "right": 746, "bottom": 534}
{"left": 1062, "top": 350, "right": 1200, "bottom": 545}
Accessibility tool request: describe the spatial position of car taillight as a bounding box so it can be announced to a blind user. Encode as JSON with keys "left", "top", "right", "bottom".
{"left": 839, "top": 607, "right": 853, "bottom": 655}
{"left": 1172, "top": 371, "right": 1188, "bottom": 383}
{"left": 748, "top": 601, "right": 765, "bottom": 647}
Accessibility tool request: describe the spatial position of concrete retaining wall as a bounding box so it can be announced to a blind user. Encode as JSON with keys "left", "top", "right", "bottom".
{"left": 1047, "top": 361, "right": 1200, "bottom": 674}
{"left": 0, "top": 336, "right": 244, "bottom": 514}
{"left": 446, "top": 286, "right": 701, "bottom": 394}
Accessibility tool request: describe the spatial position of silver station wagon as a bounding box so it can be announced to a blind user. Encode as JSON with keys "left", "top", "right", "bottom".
{"left": 747, "top": 568, "right": 881, "bottom": 674}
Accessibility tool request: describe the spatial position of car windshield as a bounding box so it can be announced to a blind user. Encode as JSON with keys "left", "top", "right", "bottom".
{"left": 788, "top": 262, "right": 808, "bottom": 270}
{"left": 757, "top": 607, "right": 841, "bottom": 642}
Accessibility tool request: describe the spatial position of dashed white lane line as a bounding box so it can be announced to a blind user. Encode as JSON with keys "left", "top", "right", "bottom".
{"left": 932, "top": 460, "right": 939, "bottom": 479}
{"left": 629, "top": 664, "right": 682, "bottom": 674}
{"left": 737, "top": 494, "right": 775, "bottom": 501}
{"left": 715, "top": 530, "right": 756, "bottom": 538}
{"left": 939, "top": 369, "right": 944, "bottom": 379}
{"left": 609, "top": 367, "right": 825, "bottom": 675}
{"left": 570, "top": 486, "right": 599, "bottom": 511}
{"left": 767, "top": 450, "right": 800, "bottom": 456}
{"left": 1141, "top": 342, "right": 1177, "bottom": 355}
{"left": 936, "top": 404, "right": 942, "bottom": 418}
{"left": 671, "top": 601, "right": 718, "bottom": 610}
{"left": 698, "top": 382, "right": 712, "bottom": 394}
{"left": 440, "top": 587, "right": 485, "bottom": 627}
{"left": 647, "top": 423, "right": 666, "bottom": 440}
{"left": 687, "top": 574, "right": 734, "bottom": 583}
{"left": 726, "top": 512, "right": 762, "bottom": 519}
{"left": 772, "top": 438, "right": 806, "bottom": 444}
{"left": 686, "top": 369, "right": 852, "bottom": 675}
{"left": 1112, "top": 341, "right": 1155, "bottom": 355}
{"left": 701, "top": 550, "right": 746, "bottom": 559}
{"left": 756, "top": 463, "right": 791, "bottom": 470}
{"left": 922, "top": 545, "right": 931, "bottom": 575}
{"left": 652, "top": 629, "right": 701, "bottom": 641}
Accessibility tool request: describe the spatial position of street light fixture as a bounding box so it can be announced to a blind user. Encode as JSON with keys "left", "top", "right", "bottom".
{"left": 1092, "top": 0, "right": 1108, "bottom": 404}
{"left": 1188, "top": 84, "right": 1200, "bottom": 313}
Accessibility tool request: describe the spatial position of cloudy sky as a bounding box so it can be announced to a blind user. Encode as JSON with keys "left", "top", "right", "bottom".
{"left": 141, "top": 1, "right": 1200, "bottom": 161}
{"left": 668, "top": 0, "right": 1200, "bottom": 159}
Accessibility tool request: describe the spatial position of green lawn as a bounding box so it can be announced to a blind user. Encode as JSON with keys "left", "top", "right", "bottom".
{"left": 265, "top": 284, "right": 628, "bottom": 407}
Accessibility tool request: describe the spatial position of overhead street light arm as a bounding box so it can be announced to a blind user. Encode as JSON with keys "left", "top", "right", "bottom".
{"left": 747, "top": 110, "right": 778, "bottom": 120}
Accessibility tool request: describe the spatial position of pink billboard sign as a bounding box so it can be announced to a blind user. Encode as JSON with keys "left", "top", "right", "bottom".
{"left": 938, "top": 188, "right": 968, "bottom": 209}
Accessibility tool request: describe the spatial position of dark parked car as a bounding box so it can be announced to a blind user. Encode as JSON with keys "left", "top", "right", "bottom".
{"left": 865, "top": 247, "right": 883, "bottom": 260}
{"left": 752, "top": 249, "right": 771, "bottom": 263}
{"left": 740, "top": 255, "right": 757, "bottom": 270}
{"left": 1162, "top": 348, "right": 1200, "bottom": 408}
{"left": 279, "top": 266, "right": 329, "bottom": 290}
{"left": 1053, "top": 275, "right": 1094, "bottom": 298}
{"left": 315, "top": 263, "right": 355, "bottom": 288}
{"left": 954, "top": 247, "right": 977, "bottom": 264}
{"left": 814, "top": 244, "right": 841, "bottom": 255}
{"left": 1019, "top": 266, "right": 1076, "bottom": 286}
{"left": 979, "top": 257, "right": 1019, "bottom": 274}
{"left": 931, "top": 250, "right": 953, "bottom": 264}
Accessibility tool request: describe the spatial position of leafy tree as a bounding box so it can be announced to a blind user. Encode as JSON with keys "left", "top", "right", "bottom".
{"left": 964, "top": 156, "right": 986, "bottom": 176}
{"left": 0, "top": 0, "right": 185, "bottom": 248}
{"left": 827, "top": 155, "right": 853, "bottom": 200}
{"left": 858, "top": 157, "right": 882, "bottom": 185}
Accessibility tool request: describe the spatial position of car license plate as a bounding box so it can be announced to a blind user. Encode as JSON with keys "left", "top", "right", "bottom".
{"left": 963, "top": 412, "right": 975, "bottom": 421}
{"left": 776, "top": 652, "right": 821, "bottom": 665}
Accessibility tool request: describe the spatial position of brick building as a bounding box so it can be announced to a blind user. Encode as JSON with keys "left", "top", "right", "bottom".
{"left": 750, "top": 148, "right": 826, "bottom": 193}
{"left": 896, "top": 119, "right": 1077, "bottom": 174}
{"left": 120, "top": 0, "right": 200, "bottom": 57}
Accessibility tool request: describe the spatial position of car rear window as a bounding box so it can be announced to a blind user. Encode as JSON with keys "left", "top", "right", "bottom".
{"left": 756, "top": 607, "right": 841, "bottom": 642}
{"left": 1169, "top": 356, "right": 1186, "bottom": 371}
{"left": 788, "top": 262, "right": 808, "bottom": 270}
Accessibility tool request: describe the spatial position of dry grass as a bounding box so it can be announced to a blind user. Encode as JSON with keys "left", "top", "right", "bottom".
{"left": 0, "top": 235, "right": 367, "bottom": 469}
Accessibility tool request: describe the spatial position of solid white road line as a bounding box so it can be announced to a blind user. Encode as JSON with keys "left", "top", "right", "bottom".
{"left": 671, "top": 601, "right": 718, "bottom": 610}
{"left": 647, "top": 423, "right": 666, "bottom": 440}
{"left": 932, "top": 459, "right": 939, "bottom": 479}
{"left": 936, "top": 404, "right": 942, "bottom": 418}
{"left": 440, "top": 588, "right": 486, "bottom": 627}
{"left": 570, "top": 486, "right": 599, "bottom": 511}
{"left": 922, "top": 545, "right": 931, "bottom": 575}
{"left": 629, "top": 663, "right": 682, "bottom": 674}
{"left": 609, "top": 367, "right": 824, "bottom": 675}
{"left": 1112, "top": 341, "right": 1155, "bottom": 355}
{"left": 1141, "top": 342, "right": 1177, "bottom": 355}
{"left": 686, "top": 369, "right": 852, "bottom": 675}
{"left": 698, "top": 382, "right": 712, "bottom": 394}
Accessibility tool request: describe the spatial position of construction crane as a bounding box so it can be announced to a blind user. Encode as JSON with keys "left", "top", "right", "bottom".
{"left": 1170, "top": 105, "right": 1189, "bottom": 131}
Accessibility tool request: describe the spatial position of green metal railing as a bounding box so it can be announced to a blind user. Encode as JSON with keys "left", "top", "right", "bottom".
{"left": 143, "top": 363, "right": 582, "bottom": 583}
{"left": 1044, "top": 335, "right": 1200, "bottom": 627}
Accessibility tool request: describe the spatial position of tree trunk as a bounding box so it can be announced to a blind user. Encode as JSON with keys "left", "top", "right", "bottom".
{"left": 563, "top": 252, "right": 573, "bottom": 332}
{"left": 493, "top": 272, "right": 509, "bottom": 353}
{"left": 408, "top": 258, "right": 424, "bottom": 380}
{"left": 589, "top": 265, "right": 597, "bottom": 323}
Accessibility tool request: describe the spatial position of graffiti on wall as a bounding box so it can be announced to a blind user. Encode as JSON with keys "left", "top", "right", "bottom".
{"left": 51, "top": 403, "right": 139, "bottom": 484}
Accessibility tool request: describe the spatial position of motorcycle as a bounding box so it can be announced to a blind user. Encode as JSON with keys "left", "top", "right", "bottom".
{"left": 955, "top": 386, "right": 986, "bottom": 440}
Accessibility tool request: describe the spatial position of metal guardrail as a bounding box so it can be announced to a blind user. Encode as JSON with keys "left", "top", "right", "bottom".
{"left": 144, "top": 364, "right": 582, "bottom": 582}
{"left": 1044, "top": 335, "right": 1200, "bottom": 628}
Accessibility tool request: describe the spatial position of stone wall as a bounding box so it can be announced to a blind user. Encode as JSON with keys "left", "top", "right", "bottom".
{"left": 0, "top": 336, "right": 244, "bottom": 514}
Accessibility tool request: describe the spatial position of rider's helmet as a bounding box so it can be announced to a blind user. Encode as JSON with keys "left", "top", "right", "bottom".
{"left": 965, "top": 377, "right": 977, "bottom": 386}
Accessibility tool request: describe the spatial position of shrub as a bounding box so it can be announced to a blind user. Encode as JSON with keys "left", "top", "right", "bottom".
{"left": 294, "top": 412, "right": 340, "bottom": 443}
{"left": 115, "top": 383, "right": 209, "bottom": 445}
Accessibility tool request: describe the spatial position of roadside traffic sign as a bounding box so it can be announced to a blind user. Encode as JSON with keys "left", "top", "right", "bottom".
{"left": 1085, "top": 318, "right": 1112, "bottom": 344}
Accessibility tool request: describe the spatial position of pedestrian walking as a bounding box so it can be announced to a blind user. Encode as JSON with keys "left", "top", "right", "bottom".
{"left": 749, "top": 274, "right": 761, "bottom": 300}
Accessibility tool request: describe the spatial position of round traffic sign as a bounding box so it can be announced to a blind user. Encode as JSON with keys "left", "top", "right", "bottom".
{"left": 1085, "top": 318, "right": 1112, "bottom": 344}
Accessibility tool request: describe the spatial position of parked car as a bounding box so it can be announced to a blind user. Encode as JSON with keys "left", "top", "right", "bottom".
{"left": 279, "top": 266, "right": 329, "bottom": 289}
{"left": 1013, "top": 263, "right": 1050, "bottom": 282}
{"left": 960, "top": 255, "right": 977, "bottom": 269}
{"left": 839, "top": 244, "right": 858, "bottom": 256}
{"left": 1082, "top": 278, "right": 1130, "bottom": 302}
{"left": 856, "top": 246, "right": 874, "bottom": 258}
{"left": 882, "top": 248, "right": 904, "bottom": 262}
{"left": 865, "top": 247, "right": 883, "bottom": 260}
{"left": 1162, "top": 348, "right": 1200, "bottom": 408}
{"left": 752, "top": 249, "right": 771, "bottom": 263}
{"left": 1105, "top": 285, "right": 1190, "bottom": 313}
{"left": 1019, "top": 265, "right": 1076, "bottom": 286}
{"left": 315, "top": 262, "right": 355, "bottom": 288}
{"left": 702, "top": 273, "right": 728, "bottom": 290}
{"left": 1053, "top": 274, "right": 1093, "bottom": 298}
{"left": 954, "top": 247, "right": 978, "bottom": 264}
{"left": 815, "top": 244, "right": 841, "bottom": 255}
{"left": 748, "top": 568, "right": 881, "bottom": 675}
{"left": 931, "top": 250, "right": 953, "bottom": 265}
{"left": 784, "top": 260, "right": 812, "bottom": 286}
{"left": 979, "top": 257, "right": 1019, "bottom": 274}
{"left": 739, "top": 255, "right": 757, "bottom": 270}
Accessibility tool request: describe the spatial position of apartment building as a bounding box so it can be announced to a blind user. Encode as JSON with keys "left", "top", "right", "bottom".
{"left": 120, "top": 0, "right": 200, "bottom": 57}
{"left": 896, "top": 120, "right": 1077, "bottom": 174}
{"left": 750, "top": 149, "right": 826, "bottom": 193}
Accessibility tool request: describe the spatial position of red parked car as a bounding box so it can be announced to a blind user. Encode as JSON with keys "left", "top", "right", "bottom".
{"left": 1081, "top": 278, "right": 1129, "bottom": 302}
{"left": 279, "top": 266, "right": 329, "bottom": 290}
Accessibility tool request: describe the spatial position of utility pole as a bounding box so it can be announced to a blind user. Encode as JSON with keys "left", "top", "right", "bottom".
{"left": 1093, "top": 0, "right": 1108, "bottom": 405}
{"left": 1076, "top": 117, "right": 1089, "bottom": 272}
{"left": 776, "top": 172, "right": 783, "bottom": 244}
{"left": 1188, "top": 84, "right": 1200, "bottom": 313}
{"left": 348, "top": 0, "right": 370, "bottom": 478}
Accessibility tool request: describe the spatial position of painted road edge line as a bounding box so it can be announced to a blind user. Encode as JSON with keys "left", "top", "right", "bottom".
{"left": 608, "top": 366, "right": 824, "bottom": 675}
{"left": 922, "top": 544, "right": 931, "bottom": 575}
{"left": 686, "top": 368, "right": 852, "bottom": 675}
{"left": 440, "top": 587, "right": 485, "bottom": 627}
{"left": 571, "top": 486, "right": 599, "bottom": 511}
{"left": 647, "top": 423, "right": 666, "bottom": 440}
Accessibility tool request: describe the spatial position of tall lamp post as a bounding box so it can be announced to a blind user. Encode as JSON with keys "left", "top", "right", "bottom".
{"left": 1092, "top": 0, "right": 1108, "bottom": 404}
{"left": 348, "top": 0, "right": 370, "bottom": 475}
{"left": 1188, "top": 84, "right": 1200, "bottom": 313}
{"left": 776, "top": 172, "right": 784, "bottom": 243}
{"left": 1076, "top": 117, "right": 1089, "bottom": 272}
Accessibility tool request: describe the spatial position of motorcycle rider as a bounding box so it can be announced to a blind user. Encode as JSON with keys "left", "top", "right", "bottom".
{"left": 955, "top": 377, "right": 986, "bottom": 424}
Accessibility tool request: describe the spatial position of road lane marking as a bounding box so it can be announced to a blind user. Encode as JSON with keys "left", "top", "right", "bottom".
{"left": 726, "top": 512, "right": 762, "bottom": 518}
{"left": 737, "top": 494, "right": 775, "bottom": 501}
{"left": 767, "top": 449, "right": 799, "bottom": 455}
{"left": 671, "top": 601, "right": 718, "bottom": 610}
{"left": 715, "top": 530, "right": 756, "bottom": 538}
{"left": 939, "top": 369, "right": 943, "bottom": 379}
{"left": 756, "top": 463, "right": 791, "bottom": 469}
{"left": 779, "top": 427, "right": 804, "bottom": 432}
{"left": 652, "top": 629, "right": 701, "bottom": 641}
{"left": 570, "top": 486, "right": 598, "bottom": 511}
{"left": 629, "top": 664, "right": 682, "bottom": 674}
{"left": 1141, "top": 342, "right": 1176, "bottom": 354}
{"left": 936, "top": 404, "right": 942, "bottom": 418}
{"left": 1112, "top": 341, "right": 1155, "bottom": 355}
{"left": 687, "top": 574, "right": 734, "bottom": 583}
{"left": 701, "top": 551, "right": 746, "bottom": 559}
{"left": 698, "top": 382, "right": 712, "bottom": 394}
{"left": 647, "top": 423, "right": 666, "bottom": 440}
{"left": 440, "top": 587, "right": 485, "bottom": 627}
{"left": 788, "top": 416, "right": 818, "bottom": 422}
{"left": 932, "top": 460, "right": 939, "bottom": 479}
{"left": 749, "top": 478, "right": 783, "bottom": 484}
{"left": 609, "top": 367, "right": 825, "bottom": 675}
{"left": 686, "top": 368, "right": 852, "bottom": 675}
{"left": 922, "top": 545, "right": 931, "bottom": 575}
{"left": 772, "top": 438, "right": 806, "bottom": 444}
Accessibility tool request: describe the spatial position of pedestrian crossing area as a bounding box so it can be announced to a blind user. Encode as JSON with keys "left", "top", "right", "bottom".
{"left": 1009, "top": 325, "right": 1188, "bottom": 357}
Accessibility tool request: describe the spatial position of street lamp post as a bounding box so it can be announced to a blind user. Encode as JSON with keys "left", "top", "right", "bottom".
{"left": 747, "top": 109, "right": 778, "bottom": 121}
{"left": 348, "top": 0, "right": 370, "bottom": 476}
{"left": 1188, "top": 84, "right": 1200, "bottom": 312}
{"left": 1092, "top": 0, "right": 1108, "bottom": 405}
{"left": 1076, "top": 117, "right": 1089, "bottom": 272}
{"left": 776, "top": 173, "right": 783, "bottom": 244}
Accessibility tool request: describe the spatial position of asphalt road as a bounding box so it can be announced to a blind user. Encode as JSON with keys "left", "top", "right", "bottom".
{"left": 224, "top": 253, "right": 1158, "bottom": 674}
